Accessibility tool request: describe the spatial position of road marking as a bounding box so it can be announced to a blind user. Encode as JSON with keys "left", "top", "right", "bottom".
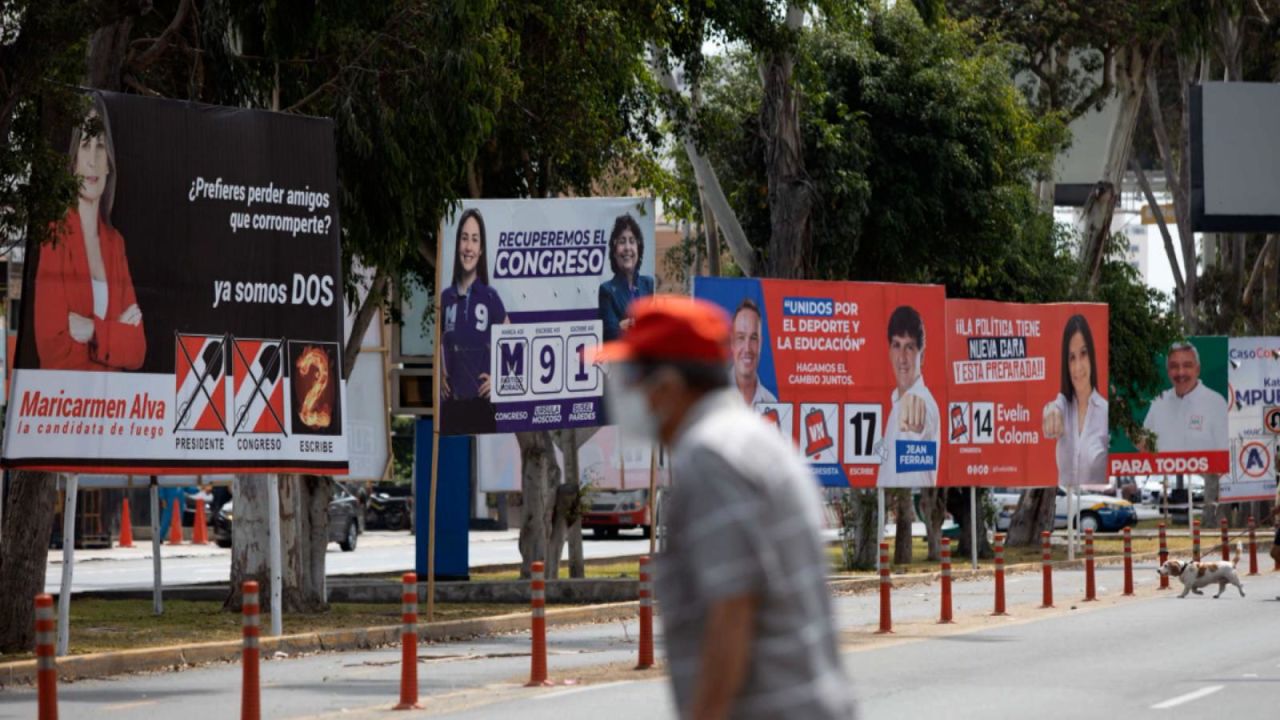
{"left": 535, "top": 680, "right": 633, "bottom": 701}
{"left": 103, "top": 699, "right": 159, "bottom": 712}
{"left": 1151, "top": 685, "right": 1224, "bottom": 710}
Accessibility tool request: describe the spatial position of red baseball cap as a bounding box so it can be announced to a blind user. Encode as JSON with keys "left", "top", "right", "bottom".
{"left": 593, "top": 295, "right": 731, "bottom": 364}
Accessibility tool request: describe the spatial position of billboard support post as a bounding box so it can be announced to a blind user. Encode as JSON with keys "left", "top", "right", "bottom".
{"left": 56, "top": 474, "right": 77, "bottom": 656}
{"left": 267, "top": 476, "right": 283, "bottom": 637}
{"left": 876, "top": 489, "right": 886, "bottom": 571}
{"left": 150, "top": 477, "right": 163, "bottom": 615}
{"left": 970, "top": 487, "right": 978, "bottom": 570}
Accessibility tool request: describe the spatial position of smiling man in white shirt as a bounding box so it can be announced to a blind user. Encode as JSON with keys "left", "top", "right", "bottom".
{"left": 877, "top": 305, "right": 940, "bottom": 487}
{"left": 1141, "top": 341, "right": 1228, "bottom": 452}
{"left": 730, "top": 298, "right": 778, "bottom": 407}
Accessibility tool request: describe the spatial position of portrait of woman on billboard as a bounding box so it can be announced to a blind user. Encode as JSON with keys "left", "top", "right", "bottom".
{"left": 33, "top": 93, "right": 146, "bottom": 371}
{"left": 1042, "top": 314, "right": 1108, "bottom": 485}
{"left": 598, "top": 213, "right": 654, "bottom": 342}
{"left": 441, "top": 208, "right": 507, "bottom": 433}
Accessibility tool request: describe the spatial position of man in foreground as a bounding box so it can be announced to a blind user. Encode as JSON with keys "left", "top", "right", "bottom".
{"left": 594, "top": 295, "right": 855, "bottom": 720}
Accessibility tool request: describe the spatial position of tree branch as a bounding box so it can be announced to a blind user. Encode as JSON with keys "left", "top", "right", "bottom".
{"left": 343, "top": 269, "right": 388, "bottom": 381}
{"left": 1242, "top": 235, "right": 1276, "bottom": 307}
{"left": 651, "top": 46, "right": 756, "bottom": 276}
{"left": 130, "top": 0, "right": 192, "bottom": 71}
{"left": 1130, "top": 157, "right": 1185, "bottom": 296}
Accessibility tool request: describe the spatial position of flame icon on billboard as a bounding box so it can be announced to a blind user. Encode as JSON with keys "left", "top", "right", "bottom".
{"left": 295, "top": 346, "right": 333, "bottom": 429}
{"left": 804, "top": 408, "right": 833, "bottom": 458}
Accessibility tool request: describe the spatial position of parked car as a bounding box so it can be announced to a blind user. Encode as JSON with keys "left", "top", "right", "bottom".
{"left": 992, "top": 487, "right": 1137, "bottom": 533}
{"left": 213, "top": 484, "right": 364, "bottom": 551}
{"left": 1140, "top": 475, "right": 1205, "bottom": 506}
{"left": 1080, "top": 477, "right": 1141, "bottom": 504}
{"left": 583, "top": 488, "right": 653, "bottom": 538}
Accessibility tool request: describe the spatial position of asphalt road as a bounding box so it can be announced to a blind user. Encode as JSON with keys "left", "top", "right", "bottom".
{"left": 45, "top": 530, "right": 654, "bottom": 594}
{"left": 8, "top": 558, "right": 1280, "bottom": 719}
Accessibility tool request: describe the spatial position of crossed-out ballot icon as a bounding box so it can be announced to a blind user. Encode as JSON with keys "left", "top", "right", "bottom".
{"left": 174, "top": 333, "right": 288, "bottom": 435}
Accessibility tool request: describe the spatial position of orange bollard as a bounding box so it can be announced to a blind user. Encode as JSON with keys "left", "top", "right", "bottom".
{"left": 35, "top": 594, "right": 57, "bottom": 720}
{"left": 192, "top": 497, "right": 209, "bottom": 545}
{"left": 637, "top": 557, "right": 654, "bottom": 669}
{"left": 876, "top": 543, "right": 892, "bottom": 634}
{"left": 118, "top": 498, "right": 134, "bottom": 548}
{"left": 1192, "top": 519, "right": 1201, "bottom": 561}
{"left": 1083, "top": 529, "right": 1096, "bottom": 601}
{"left": 241, "top": 581, "right": 261, "bottom": 720}
{"left": 1041, "top": 531, "right": 1053, "bottom": 608}
{"left": 1220, "top": 517, "right": 1229, "bottom": 561}
{"left": 394, "top": 573, "right": 421, "bottom": 710}
{"left": 1122, "top": 527, "right": 1134, "bottom": 596}
{"left": 1248, "top": 517, "right": 1258, "bottom": 576}
{"left": 168, "top": 497, "right": 183, "bottom": 545}
{"left": 992, "top": 533, "right": 1007, "bottom": 616}
{"left": 527, "top": 561, "right": 551, "bottom": 686}
{"left": 939, "top": 538, "right": 953, "bottom": 624}
{"left": 1158, "top": 523, "right": 1169, "bottom": 590}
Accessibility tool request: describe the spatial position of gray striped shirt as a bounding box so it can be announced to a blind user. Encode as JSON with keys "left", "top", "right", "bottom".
{"left": 656, "top": 390, "right": 855, "bottom": 719}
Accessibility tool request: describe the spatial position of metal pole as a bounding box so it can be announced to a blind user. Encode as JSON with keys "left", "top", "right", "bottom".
{"left": 267, "top": 476, "right": 283, "bottom": 637}
{"left": 56, "top": 475, "right": 78, "bottom": 656}
{"left": 150, "top": 477, "right": 163, "bottom": 614}
{"left": 0, "top": 470, "right": 6, "bottom": 540}
{"left": 1067, "top": 486, "right": 1076, "bottom": 562}
{"left": 969, "top": 487, "right": 978, "bottom": 570}
{"left": 877, "top": 488, "right": 886, "bottom": 571}
{"left": 648, "top": 443, "right": 658, "bottom": 556}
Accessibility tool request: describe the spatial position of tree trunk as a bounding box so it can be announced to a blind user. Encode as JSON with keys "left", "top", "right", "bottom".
{"left": 279, "top": 474, "right": 306, "bottom": 613}
{"left": 1202, "top": 474, "right": 1221, "bottom": 529}
{"left": 303, "top": 476, "right": 332, "bottom": 611}
{"left": 759, "top": 4, "right": 812, "bottom": 280}
{"left": 556, "top": 430, "right": 586, "bottom": 578}
{"left": 226, "top": 474, "right": 272, "bottom": 611}
{"left": 1006, "top": 487, "right": 1055, "bottom": 547}
{"left": 516, "top": 431, "right": 560, "bottom": 578}
{"left": 919, "top": 487, "right": 947, "bottom": 562}
{"left": 86, "top": 18, "right": 134, "bottom": 92}
{"left": 0, "top": 472, "right": 58, "bottom": 652}
{"left": 839, "top": 486, "right": 880, "bottom": 566}
{"left": 699, "top": 189, "right": 721, "bottom": 277}
{"left": 948, "top": 489, "right": 993, "bottom": 559}
{"left": 892, "top": 489, "right": 914, "bottom": 565}
{"left": 1081, "top": 43, "right": 1152, "bottom": 289}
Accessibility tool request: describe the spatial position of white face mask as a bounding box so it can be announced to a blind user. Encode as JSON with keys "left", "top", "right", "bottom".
{"left": 606, "top": 366, "right": 659, "bottom": 444}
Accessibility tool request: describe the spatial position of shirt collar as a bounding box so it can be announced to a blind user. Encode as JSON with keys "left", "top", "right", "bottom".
{"left": 893, "top": 374, "right": 926, "bottom": 403}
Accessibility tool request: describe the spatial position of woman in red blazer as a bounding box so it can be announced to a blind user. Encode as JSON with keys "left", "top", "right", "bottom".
{"left": 35, "top": 98, "right": 145, "bottom": 371}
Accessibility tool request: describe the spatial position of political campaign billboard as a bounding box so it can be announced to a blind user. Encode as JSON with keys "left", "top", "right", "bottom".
{"left": 944, "top": 301, "right": 1109, "bottom": 488}
{"left": 694, "top": 277, "right": 947, "bottom": 488}
{"left": 1109, "top": 336, "right": 1230, "bottom": 477}
{"left": 3, "top": 91, "right": 347, "bottom": 474}
{"left": 436, "top": 198, "right": 655, "bottom": 435}
{"left": 1224, "top": 338, "right": 1280, "bottom": 502}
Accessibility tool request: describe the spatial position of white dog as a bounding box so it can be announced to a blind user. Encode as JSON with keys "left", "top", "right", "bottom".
{"left": 1157, "top": 543, "right": 1245, "bottom": 599}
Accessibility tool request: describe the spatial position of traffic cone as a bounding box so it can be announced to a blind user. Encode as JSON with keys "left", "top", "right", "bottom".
{"left": 192, "top": 497, "right": 209, "bottom": 545}
{"left": 167, "top": 497, "right": 183, "bottom": 545}
{"left": 118, "top": 498, "right": 134, "bottom": 548}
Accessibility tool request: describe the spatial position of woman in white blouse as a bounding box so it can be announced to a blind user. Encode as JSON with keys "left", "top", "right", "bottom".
{"left": 1042, "top": 314, "right": 1108, "bottom": 486}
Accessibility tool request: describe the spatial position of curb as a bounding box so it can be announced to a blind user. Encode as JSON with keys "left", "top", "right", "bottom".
{"left": 5, "top": 543, "right": 1271, "bottom": 687}
{"left": 0, "top": 601, "right": 638, "bottom": 688}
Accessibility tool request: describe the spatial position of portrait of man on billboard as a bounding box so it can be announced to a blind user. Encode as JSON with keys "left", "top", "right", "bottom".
{"left": 878, "top": 305, "right": 939, "bottom": 485}
{"left": 730, "top": 298, "right": 777, "bottom": 406}
{"left": 1140, "top": 341, "right": 1228, "bottom": 452}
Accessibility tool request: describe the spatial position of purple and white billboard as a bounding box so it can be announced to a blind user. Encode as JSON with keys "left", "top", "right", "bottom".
{"left": 436, "top": 198, "right": 655, "bottom": 435}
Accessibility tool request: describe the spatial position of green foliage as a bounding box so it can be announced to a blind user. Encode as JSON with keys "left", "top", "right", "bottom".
{"left": 682, "top": 3, "right": 1070, "bottom": 300}
{"left": 0, "top": 1, "right": 103, "bottom": 252}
